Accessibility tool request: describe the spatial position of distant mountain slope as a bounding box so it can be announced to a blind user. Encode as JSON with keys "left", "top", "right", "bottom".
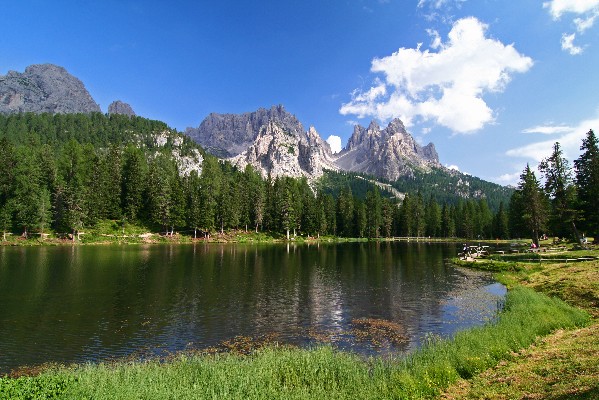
{"left": 391, "top": 167, "right": 513, "bottom": 211}
{"left": 0, "top": 64, "right": 101, "bottom": 114}
{"left": 0, "top": 112, "right": 204, "bottom": 177}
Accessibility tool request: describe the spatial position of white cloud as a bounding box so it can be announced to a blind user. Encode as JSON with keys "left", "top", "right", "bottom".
{"left": 522, "top": 124, "right": 575, "bottom": 134}
{"left": 506, "top": 110, "right": 599, "bottom": 162}
{"left": 326, "top": 135, "right": 343, "bottom": 154}
{"left": 496, "top": 170, "right": 523, "bottom": 186}
{"left": 446, "top": 164, "right": 460, "bottom": 171}
{"left": 426, "top": 29, "right": 443, "bottom": 49}
{"left": 417, "top": 0, "right": 466, "bottom": 9}
{"left": 543, "top": 0, "right": 599, "bottom": 19}
{"left": 544, "top": 0, "right": 599, "bottom": 53}
{"left": 561, "top": 33, "right": 585, "bottom": 54}
{"left": 574, "top": 13, "right": 598, "bottom": 31}
{"left": 340, "top": 17, "right": 533, "bottom": 134}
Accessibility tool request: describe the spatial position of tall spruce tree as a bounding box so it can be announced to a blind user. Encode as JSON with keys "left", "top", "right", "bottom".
{"left": 539, "top": 142, "right": 579, "bottom": 240}
{"left": 513, "top": 164, "right": 549, "bottom": 246}
{"left": 365, "top": 188, "right": 382, "bottom": 238}
{"left": 574, "top": 129, "right": 599, "bottom": 239}
{"left": 121, "top": 146, "right": 147, "bottom": 223}
{"left": 0, "top": 138, "right": 17, "bottom": 240}
{"left": 493, "top": 201, "right": 510, "bottom": 239}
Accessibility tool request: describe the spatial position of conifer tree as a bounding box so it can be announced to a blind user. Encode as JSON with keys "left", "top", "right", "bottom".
{"left": 539, "top": 142, "right": 579, "bottom": 240}
{"left": 365, "top": 188, "right": 382, "bottom": 238}
{"left": 121, "top": 145, "right": 147, "bottom": 223}
{"left": 337, "top": 186, "right": 354, "bottom": 237}
{"left": 574, "top": 130, "right": 599, "bottom": 239}
{"left": 513, "top": 164, "right": 549, "bottom": 246}
{"left": 493, "top": 201, "right": 510, "bottom": 239}
{"left": 0, "top": 138, "right": 17, "bottom": 240}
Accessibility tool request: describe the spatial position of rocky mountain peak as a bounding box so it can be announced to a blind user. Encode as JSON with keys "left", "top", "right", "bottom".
{"left": 385, "top": 118, "right": 407, "bottom": 135}
{"left": 108, "top": 100, "right": 136, "bottom": 117}
{"left": 335, "top": 118, "right": 440, "bottom": 181}
{"left": 228, "top": 119, "right": 338, "bottom": 180}
{"left": 186, "top": 105, "right": 305, "bottom": 158}
{"left": 0, "top": 63, "right": 101, "bottom": 115}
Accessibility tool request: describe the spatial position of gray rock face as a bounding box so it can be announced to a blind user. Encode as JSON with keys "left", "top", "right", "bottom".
{"left": 0, "top": 64, "right": 101, "bottom": 114}
{"left": 190, "top": 106, "right": 440, "bottom": 183}
{"left": 228, "top": 120, "right": 338, "bottom": 180}
{"left": 186, "top": 105, "right": 305, "bottom": 158}
{"left": 108, "top": 100, "right": 136, "bottom": 117}
{"left": 334, "top": 118, "right": 440, "bottom": 181}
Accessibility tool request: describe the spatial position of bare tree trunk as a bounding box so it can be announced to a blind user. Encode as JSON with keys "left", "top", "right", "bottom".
{"left": 286, "top": 228, "right": 290, "bottom": 241}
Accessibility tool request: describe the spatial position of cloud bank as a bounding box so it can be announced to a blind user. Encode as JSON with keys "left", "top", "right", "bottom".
{"left": 339, "top": 17, "right": 533, "bottom": 134}
{"left": 544, "top": 0, "right": 599, "bottom": 54}
{"left": 507, "top": 111, "right": 599, "bottom": 162}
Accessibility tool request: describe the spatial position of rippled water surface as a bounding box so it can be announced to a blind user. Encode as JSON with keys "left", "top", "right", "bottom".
{"left": 0, "top": 242, "right": 505, "bottom": 373}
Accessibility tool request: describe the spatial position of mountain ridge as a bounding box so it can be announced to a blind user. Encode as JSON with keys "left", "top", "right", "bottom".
{"left": 0, "top": 63, "right": 509, "bottom": 204}
{"left": 188, "top": 105, "right": 441, "bottom": 182}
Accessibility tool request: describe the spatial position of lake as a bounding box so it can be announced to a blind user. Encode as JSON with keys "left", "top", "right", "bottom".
{"left": 0, "top": 242, "right": 505, "bottom": 373}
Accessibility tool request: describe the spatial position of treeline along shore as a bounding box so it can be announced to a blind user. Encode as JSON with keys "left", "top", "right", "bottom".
{"left": 3, "top": 113, "right": 596, "bottom": 246}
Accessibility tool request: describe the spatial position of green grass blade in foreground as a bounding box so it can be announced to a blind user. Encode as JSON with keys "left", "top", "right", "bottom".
{"left": 1, "top": 286, "right": 589, "bottom": 399}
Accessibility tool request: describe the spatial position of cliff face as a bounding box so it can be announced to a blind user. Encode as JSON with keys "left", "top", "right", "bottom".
{"left": 0, "top": 64, "right": 101, "bottom": 114}
{"left": 335, "top": 118, "right": 440, "bottom": 181}
{"left": 228, "top": 120, "right": 338, "bottom": 180}
{"left": 185, "top": 105, "right": 305, "bottom": 158}
{"left": 189, "top": 106, "right": 440, "bottom": 182}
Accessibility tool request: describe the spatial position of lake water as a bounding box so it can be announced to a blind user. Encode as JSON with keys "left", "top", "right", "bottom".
{"left": 0, "top": 242, "right": 505, "bottom": 373}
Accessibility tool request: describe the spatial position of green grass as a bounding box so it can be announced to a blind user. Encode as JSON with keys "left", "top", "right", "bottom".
{"left": 1, "top": 286, "right": 588, "bottom": 399}
{"left": 442, "top": 258, "right": 599, "bottom": 399}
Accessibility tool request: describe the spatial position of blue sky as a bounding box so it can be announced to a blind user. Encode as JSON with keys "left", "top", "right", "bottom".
{"left": 2, "top": 0, "right": 598, "bottom": 185}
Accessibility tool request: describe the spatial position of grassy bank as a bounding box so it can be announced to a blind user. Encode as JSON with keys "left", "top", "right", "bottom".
{"left": 0, "top": 219, "right": 371, "bottom": 246}
{"left": 0, "top": 285, "right": 588, "bottom": 399}
{"left": 443, "top": 253, "right": 599, "bottom": 399}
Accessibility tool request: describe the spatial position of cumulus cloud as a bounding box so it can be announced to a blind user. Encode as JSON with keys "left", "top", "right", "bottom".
{"left": 500, "top": 111, "right": 599, "bottom": 185}
{"left": 522, "top": 124, "right": 575, "bottom": 134}
{"left": 561, "top": 33, "right": 585, "bottom": 54}
{"left": 544, "top": 0, "right": 599, "bottom": 53}
{"left": 340, "top": 17, "right": 533, "bottom": 134}
{"left": 574, "top": 13, "right": 599, "bottom": 31}
{"left": 496, "top": 171, "right": 523, "bottom": 185}
{"left": 543, "top": 0, "right": 599, "bottom": 19}
{"left": 326, "top": 135, "right": 343, "bottom": 154}
{"left": 446, "top": 164, "right": 460, "bottom": 171}
{"left": 506, "top": 111, "right": 599, "bottom": 162}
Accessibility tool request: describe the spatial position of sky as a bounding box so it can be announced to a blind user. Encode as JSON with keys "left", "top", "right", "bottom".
{"left": 2, "top": 0, "right": 599, "bottom": 185}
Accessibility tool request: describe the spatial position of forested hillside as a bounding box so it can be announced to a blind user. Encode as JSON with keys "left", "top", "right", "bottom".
{"left": 391, "top": 167, "right": 513, "bottom": 212}
{"left": 0, "top": 113, "right": 515, "bottom": 241}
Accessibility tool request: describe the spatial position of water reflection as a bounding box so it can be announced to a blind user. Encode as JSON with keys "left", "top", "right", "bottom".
{"left": 0, "top": 242, "right": 504, "bottom": 372}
